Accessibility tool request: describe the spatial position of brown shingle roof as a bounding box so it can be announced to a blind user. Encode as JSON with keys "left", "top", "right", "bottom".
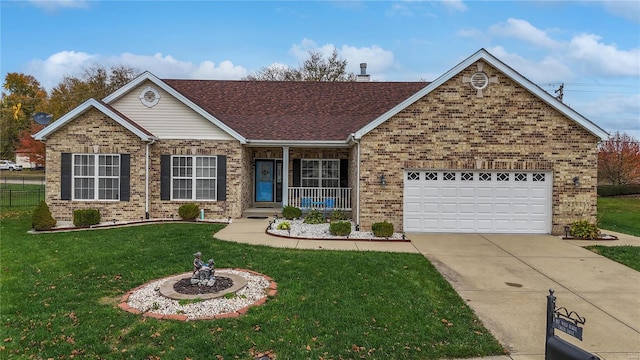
{"left": 163, "top": 80, "right": 427, "bottom": 141}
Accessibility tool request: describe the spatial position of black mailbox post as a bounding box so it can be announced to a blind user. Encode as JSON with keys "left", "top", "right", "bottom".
{"left": 545, "top": 289, "right": 600, "bottom": 360}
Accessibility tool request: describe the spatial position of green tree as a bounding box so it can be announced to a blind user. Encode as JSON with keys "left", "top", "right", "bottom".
{"left": 1, "top": 73, "right": 47, "bottom": 159}
{"left": 244, "top": 49, "right": 356, "bottom": 81}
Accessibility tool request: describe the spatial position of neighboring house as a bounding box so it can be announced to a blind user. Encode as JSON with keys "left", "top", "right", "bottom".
{"left": 34, "top": 49, "right": 608, "bottom": 234}
{"left": 15, "top": 150, "right": 35, "bottom": 169}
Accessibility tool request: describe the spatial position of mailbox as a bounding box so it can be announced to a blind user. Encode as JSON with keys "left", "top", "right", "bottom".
{"left": 546, "top": 336, "right": 599, "bottom": 360}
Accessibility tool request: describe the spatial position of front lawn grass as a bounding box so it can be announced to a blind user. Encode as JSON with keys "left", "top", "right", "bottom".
{"left": 585, "top": 246, "right": 640, "bottom": 272}
{"left": 0, "top": 208, "right": 504, "bottom": 359}
{"left": 597, "top": 197, "right": 640, "bottom": 236}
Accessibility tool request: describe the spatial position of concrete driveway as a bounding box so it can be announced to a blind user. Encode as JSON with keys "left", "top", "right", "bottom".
{"left": 408, "top": 233, "right": 640, "bottom": 360}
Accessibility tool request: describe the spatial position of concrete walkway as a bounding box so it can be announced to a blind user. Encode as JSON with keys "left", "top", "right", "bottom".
{"left": 215, "top": 219, "right": 640, "bottom": 360}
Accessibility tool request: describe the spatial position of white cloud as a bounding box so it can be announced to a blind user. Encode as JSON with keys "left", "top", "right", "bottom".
{"left": 441, "top": 0, "right": 467, "bottom": 12}
{"left": 576, "top": 93, "right": 640, "bottom": 136}
{"left": 29, "top": 0, "right": 88, "bottom": 12}
{"left": 489, "top": 18, "right": 561, "bottom": 49}
{"left": 567, "top": 34, "right": 640, "bottom": 77}
{"left": 485, "top": 18, "right": 640, "bottom": 78}
{"left": 457, "top": 28, "right": 488, "bottom": 42}
{"left": 25, "top": 51, "right": 248, "bottom": 91}
{"left": 386, "top": 3, "right": 416, "bottom": 17}
{"left": 26, "top": 50, "right": 97, "bottom": 89}
{"left": 601, "top": 1, "right": 640, "bottom": 23}
{"left": 486, "top": 46, "right": 573, "bottom": 84}
{"left": 289, "top": 39, "right": 395, "bottom": 78}
{"left": 116, "top": 53, "right": 247, "bottom": 80}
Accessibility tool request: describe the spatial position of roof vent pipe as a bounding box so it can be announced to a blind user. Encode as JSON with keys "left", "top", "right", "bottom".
{"left": 356, "top": 63, "right": 371, "bottom": 82}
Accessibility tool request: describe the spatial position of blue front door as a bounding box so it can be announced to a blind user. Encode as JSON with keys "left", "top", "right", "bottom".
{"left": 255, "top": 160, "right": 274, "bottom": 202}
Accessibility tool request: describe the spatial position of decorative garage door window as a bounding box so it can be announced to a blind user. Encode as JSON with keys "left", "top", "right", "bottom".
{"left": 403, "top": 170, "right": 552, "bottom": 233}
{"left": 443, "top": 172, "right": 456, "bottom": 181}
{"left": 407, "top": 172, "right": 420, "bottom": 181}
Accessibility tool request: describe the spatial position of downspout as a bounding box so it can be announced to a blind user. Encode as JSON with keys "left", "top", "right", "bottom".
{"left": 350, "top": 134, "right": 361, "bottom": 226}
{"left": 145, "top": 138, "right": 156, "bottom": 219}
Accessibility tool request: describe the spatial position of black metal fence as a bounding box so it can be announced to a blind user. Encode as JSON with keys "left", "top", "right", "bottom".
{"left": 0, "top": 189, "right": 45, "bottom": 207}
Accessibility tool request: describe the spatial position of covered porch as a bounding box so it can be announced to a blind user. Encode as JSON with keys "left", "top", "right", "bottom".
{"left": 245, "top": 145, "right": 355, "bottom": 216}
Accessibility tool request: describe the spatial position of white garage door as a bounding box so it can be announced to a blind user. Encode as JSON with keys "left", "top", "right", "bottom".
{"left": 403, "top": 170, "right": 552, "bottom": 233}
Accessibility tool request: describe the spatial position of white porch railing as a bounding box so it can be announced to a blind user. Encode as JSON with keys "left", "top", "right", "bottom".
{"left": 288, "top": 187, "right": 351, "bottom": 210}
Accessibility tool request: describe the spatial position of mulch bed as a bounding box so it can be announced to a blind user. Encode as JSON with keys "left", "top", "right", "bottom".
{"left": 173, "top": 276, "right": 234, "bottom": 295}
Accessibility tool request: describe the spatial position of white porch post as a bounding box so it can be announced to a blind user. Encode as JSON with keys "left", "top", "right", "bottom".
{"left": 282, "top": 146, "right": 289, "bottom": 207}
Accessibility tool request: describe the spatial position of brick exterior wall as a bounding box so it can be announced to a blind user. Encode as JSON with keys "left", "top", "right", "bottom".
{"left": 148, "top": 140, "right": 245, "bottom": 219}
{"left": 44, "top": 108, "right": 148, "bottom": 222}
{"left": 44, "top": 61, "right": 599, "bottom": 235}
{"left": 43, "top": 108, "right": 247, "bottom": 223}
{"left": 358, "top": 62, "right": 599, "bottom": 235}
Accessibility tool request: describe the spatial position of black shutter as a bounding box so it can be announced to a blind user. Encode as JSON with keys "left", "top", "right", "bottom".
{"left": 217, "top": 155, "right": 227, "bottom": 201}
{"left": 119, "top": 154, "right": 130, "bottom": 201}
{"left": 293, "top": 159, "right": 301, "bottom": 187}
{"left": 340, "top": 159, "right": 349, "bottom": 188}
{"left": 61, "top": 153, "right": 72, "bottom": 200}
{"left": 160, "top": 155, "right": 171, "bottom": 200}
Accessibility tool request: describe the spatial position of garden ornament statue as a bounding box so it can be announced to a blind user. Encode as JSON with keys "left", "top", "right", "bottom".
{"left": 191, "top": 251, "right": 216, "bottom": 286}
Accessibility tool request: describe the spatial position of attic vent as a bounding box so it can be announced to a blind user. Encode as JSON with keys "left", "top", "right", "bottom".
{"left": 462, "top": 62, "right": 498, "bottom": 98}
{"left": 470, "top": 72, "right": 489, "bottom": 90}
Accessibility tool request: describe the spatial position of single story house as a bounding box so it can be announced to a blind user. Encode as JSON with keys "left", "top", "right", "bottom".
{"left": 34, "top": 48, "right": 608, "bottom": 234}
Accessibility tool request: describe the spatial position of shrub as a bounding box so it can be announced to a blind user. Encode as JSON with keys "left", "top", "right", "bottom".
{"left": 329, "top": 221, "right": 351, "bottom": 236}
{"left": 277, "top": 221, "right": 291, "bottom": 230}
{"left": 372, "top": 221, "right": 394, "bottom": 238}
{"left": 73, "top": 209, "right": 101, "bottom": 227}
{"left": 282, "top": 206, "right": 302, "bottom": 220}
{"left": 31, "top": 201, "right": 56, "bottom": 231}
{"left": 597, "top": 184, "right": 640, "bottom": 197}
{"left": 570, "top": 220, "right": 601, "bottom": 239}
{"left": 304, "top": 209, "right": 325, "bottom": 224}
{"left": 330, "top": 209, "right": 348, "bottom": 221}
{"left": 178, "top": 203, "right": 200, "bottom": 221}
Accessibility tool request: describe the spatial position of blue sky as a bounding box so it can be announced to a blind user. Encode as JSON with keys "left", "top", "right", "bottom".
{"left": 1, "top": 0, "right": 639, "bottom": 139}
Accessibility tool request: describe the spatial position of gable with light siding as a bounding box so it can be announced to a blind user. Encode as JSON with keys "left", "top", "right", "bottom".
{"left": 110, "top": 81, "right": 235, "bottom": 141}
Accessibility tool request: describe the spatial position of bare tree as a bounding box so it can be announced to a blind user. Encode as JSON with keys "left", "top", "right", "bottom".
{"left": 244, "top": 49, "right": 356, "bottom": 81}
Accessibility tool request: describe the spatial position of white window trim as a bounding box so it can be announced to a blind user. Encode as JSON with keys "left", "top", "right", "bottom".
{"left": 171, "top": 155, "right": 218, "bottom": 201}
{"left": 72, "top": 154, "right": 120, "bottom": 201}
{"left": 301, "top": 159, "right": 340, "bottom": 188}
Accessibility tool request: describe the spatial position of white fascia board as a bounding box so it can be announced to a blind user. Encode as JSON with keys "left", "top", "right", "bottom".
{"left": 246, "top": 140, "right": 350, "bottom": 148}
{"left": 355, "top": 48, "right": 609, "bottom": 141}
{"left": 103, "top": 71, "right": 247, "bottom": 144}
{"left": 33, "top": 99, "right": 154, "bottom": 141}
